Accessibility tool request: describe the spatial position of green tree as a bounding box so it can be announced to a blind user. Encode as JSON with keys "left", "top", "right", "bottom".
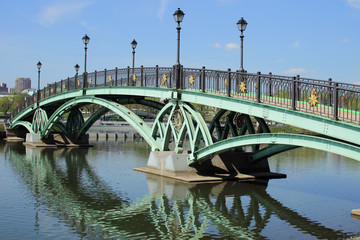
{"left": 0, "top": 92, "right": 28, "bottom": 118}
{"left": 0, "top": 96, "right": 13, "bottom": 116}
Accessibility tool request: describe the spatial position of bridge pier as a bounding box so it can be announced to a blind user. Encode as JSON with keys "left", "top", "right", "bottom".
{"left": 135, "top": 151, "right": 286, "bottom": 182}
{"left": 23, "top": 133, "right": 92, "bottom": 147}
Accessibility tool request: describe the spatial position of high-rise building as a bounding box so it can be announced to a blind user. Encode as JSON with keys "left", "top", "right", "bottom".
{"left": 0, "top": 83, "right": 9, "bottom": 94}
{"left": 15, "top": 78, "right": 31, "bottom": 93}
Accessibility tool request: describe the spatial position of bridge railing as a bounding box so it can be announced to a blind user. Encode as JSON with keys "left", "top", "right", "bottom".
{"left": 10, "top": 66, "right": 360, "bottom": 125}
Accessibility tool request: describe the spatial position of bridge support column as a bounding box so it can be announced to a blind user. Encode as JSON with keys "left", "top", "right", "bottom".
{"left": 23, "top": 132, "right": 92, "bottom": 147}
{"left": 24, "top": 133, "right": 56, "bottom": 147}
{"left": 135, "top": 151, "right": 238, "bottom": 182}
{"left": 135, "top": 151, "right": 285, "bottom": 182}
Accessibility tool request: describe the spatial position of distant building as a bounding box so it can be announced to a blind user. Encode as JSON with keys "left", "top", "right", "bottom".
{"left": 0, "top": 83, "right": 9, "bottom": 94}
{"left": 21, "top": 88, "right": 36, "bottom": 96}
{"left": 15, "top": 78, "right": 31, "bottom": 93}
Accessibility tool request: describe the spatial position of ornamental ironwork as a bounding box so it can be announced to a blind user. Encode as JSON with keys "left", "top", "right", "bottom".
{"left": 132, "top": 74, "right": 137, "bottom": 82}
{"left": 171, "top": 109, "right": 183, "bottom": 131}
{"left": 189, "top": 75, "right": 195, "bottom": 85}
{"left": 162, "top": 74, "right": 168, "bottom": 86}
{"left": 309, "top": 88, "right": 319, "bottom": 107}
{"left": 239, "top": 82, "right": 247, "bottom": 93}
{"left": 234, "top": 113, "right": 245, "bottom": 128}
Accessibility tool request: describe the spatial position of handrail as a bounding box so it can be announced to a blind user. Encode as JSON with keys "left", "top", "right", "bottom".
{"left": 10, "top": 66, "right": 360, "bottom": 125}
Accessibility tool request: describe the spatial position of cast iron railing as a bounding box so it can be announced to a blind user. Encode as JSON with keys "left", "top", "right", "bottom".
{"left": 11, "top": 65, "right": 360, "bottom": 125}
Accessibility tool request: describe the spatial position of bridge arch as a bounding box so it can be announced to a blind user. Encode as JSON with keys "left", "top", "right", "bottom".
{"left": 190, "top": 133, "right": 360, "bottom": 165}
{"left": 11, "top": 121, "right": 34, "bottom": 134}
{"left": 41, "top": 96, "right": 161, "bottom": 150}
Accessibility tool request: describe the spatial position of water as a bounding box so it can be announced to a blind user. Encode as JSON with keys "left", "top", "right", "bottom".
{"left": 0, "top": 139, "right": 359, "bottom": 239}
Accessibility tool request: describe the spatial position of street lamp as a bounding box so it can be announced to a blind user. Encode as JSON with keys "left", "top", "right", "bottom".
{"left": 75, "top": 64, "right": 80, "bottom": 89}
{"left": 173, "top": 8, "right": 185, "bottom": 89}
{"left": 237, "top": 17, "right": 247, "bottom": 72}
{"left": 82, "top": 34, "right": 90, "bottom": 89}
{"left": 131, "top": 39, "right": 137, "bottom": 75}
{"left": 37, "top": 61, "right": 42, "bottom": 107}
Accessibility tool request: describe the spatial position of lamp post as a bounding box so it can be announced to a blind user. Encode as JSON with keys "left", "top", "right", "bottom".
{"left": 237, "top": 17, "right": 247, "bottom": 72}
{"left": 131, "top": 39, "right": 137, "bottom": 75}
{"left": 75, "top": 64, "right": 80, "bottom": 89}
{"left": 82, "top": 34, "right": 90, "bottom": 89}
{"left": 37, "top": 61, "right": 42, "bottom": 107}
{"left": 173, "top": 8, "right": 185, "bottom": 89}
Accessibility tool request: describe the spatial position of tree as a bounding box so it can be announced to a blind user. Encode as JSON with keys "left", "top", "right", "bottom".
{"left": 0, "top": 96, "right": 13, "bottom": 116}
{"left": 0, "top": 92, "right": 28, "bottom": 119}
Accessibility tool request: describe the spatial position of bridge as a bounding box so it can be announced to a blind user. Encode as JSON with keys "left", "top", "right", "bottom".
{"left": 8, "top": 65, "right": 360, "bottom": 176}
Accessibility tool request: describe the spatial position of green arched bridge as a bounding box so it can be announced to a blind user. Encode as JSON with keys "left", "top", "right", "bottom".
{"left": 9, "top": 65, "right": 360, "bottom": 166}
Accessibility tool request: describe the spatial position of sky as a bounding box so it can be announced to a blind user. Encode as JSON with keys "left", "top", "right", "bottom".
{"left": 1, "top": 0, "right": 360, "bottom": 89}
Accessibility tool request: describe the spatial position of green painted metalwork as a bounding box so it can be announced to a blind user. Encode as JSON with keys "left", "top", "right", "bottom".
{"left": 250, "top": 144, "right": 299, "bottom": 163}
{"left": 8, "top": 85, "right": 360, "bottom": 163}
{"left": 65, "top": 108, "right": 85, "bottom": 135}
{"left": 208, "top": 110, "right": 280, "bottom": 154}
{"left": 53, "top": 122, "right": 67, "bottom": 134}
{"left": 181, "top": 91, "right": 360, "bottom": 146}
{"left": 9, "top": 87, "right": 172, "bottom": 128}
{"left": 32, "top": 108, "right": 48, "bottom": 133}
{"left": 77, "top": 107, "right": 109, "bottom": 138}
{"left": 151, "top": 101, "right": 213, "bottom": 153}
{"left": 191, "top": 133, "right": 360, "bottom": 165}
{"left": 10, "top": 120, "right": 34, "bottom": 134}
{"left": 77, "top": 98, "right": 164, "bottom": 139}
{"left": 41, "top": 96, "right": 161, "bottom": 150}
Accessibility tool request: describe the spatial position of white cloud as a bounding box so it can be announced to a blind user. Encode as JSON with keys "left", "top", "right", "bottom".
{"left": 212, "top": 43, "right": 222, "bottom": 48}
{"left": 225, "top": 42, "right": 240, "bottom": 50}
{"left": 285, "top": 68, "right": 311, "bottom": 75}
{"left": 346, "top": 0, "right": 360, "bottom": 9}
{"left": 211, "top": 42, "right": 240, "bottom": 50}
{"left": 293, "top": 41, "right": 300, "bottom": 48}
{"left": 342, "top": 38, "right": 350, "bottom": 43}
{"left": 158, "top": 0, "right": 169, "bottom": 19}
{"left": 37, "top": 1, "right": 91, "bottom": 26}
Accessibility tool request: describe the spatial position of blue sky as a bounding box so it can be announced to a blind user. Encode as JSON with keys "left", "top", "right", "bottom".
{"left": 1, "top": 0, "right": 360, "bottom": 89}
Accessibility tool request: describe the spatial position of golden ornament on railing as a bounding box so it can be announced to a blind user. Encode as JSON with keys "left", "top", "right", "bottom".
{"left": 254, "top": 82, "right": 258, "bottom": 89}
{"left": 109, "top": 75, "right": 112, "bottom": 82}
{"left": 89, "top": 78, "right": 93, "bottom": 85}
{"left": 77, "top": 79, "right": 81, "bottom": 86}
{"left": 162, "top": 74, "right": 168, "bottom": 86}
{"left": 132, "top": 73, "right": 137, "bottom": 82}
{"left": 224, "top": 78, "right": 228, "bottom": 87}
{"left": 239, "top": 82, "right": 247, "bottom": 93}
{"left": 189, "top": 75, "right": 195, "bottom": 85}
{"left": 309, "top": 88, "right": 319, "bottom": 107}
{"left": 63, "top": 83, "right": 66, "bottom": 89}
{"left": 138, "top": 80, "right": 141, "bottom": 86}
{"left": 51, "top": 88, "right": 54, "bottom": 93}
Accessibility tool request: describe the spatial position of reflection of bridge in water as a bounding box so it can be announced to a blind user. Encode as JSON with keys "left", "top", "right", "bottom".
{"left": 8, "top": 144, "right": 349, "bottom": 239}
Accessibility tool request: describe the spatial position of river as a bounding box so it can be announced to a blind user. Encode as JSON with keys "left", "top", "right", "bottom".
{"left": 0, "top": 139, "right": 359, "bottom": 239}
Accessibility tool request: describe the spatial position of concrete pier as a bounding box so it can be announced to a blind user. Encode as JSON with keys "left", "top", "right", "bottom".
{"left": 23, "top": 133, "right": 92, "bottom": 147}
{"left": 135, "top": 151, "right": 258, "bottom": 182}
{"left": 135, "top": 151, "right": 286, "bottom": 182}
